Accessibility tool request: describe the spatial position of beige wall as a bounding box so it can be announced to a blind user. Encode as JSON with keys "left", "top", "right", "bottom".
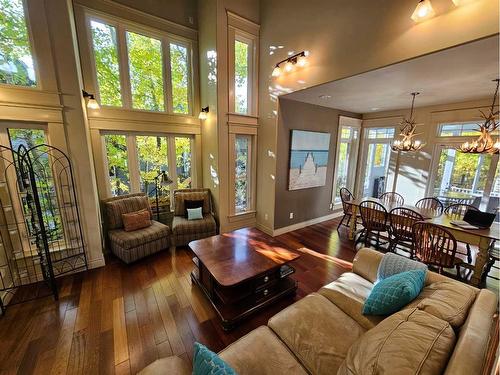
{"left": 274, "top": 99, "right": 360, "bottom": 229}
{"left": 360, "top": 98, "right": 497, "bottom": 204}
{"left": 257, "top": 0, "right": 499, "bottom": 232}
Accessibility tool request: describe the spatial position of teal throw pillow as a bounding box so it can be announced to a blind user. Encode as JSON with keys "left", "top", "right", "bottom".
{"left": 193, "top": 342, "right": 237, "bottom": 375}
{"left": 187, "top": 207, "right": 203, "bottom": 221}
{"left": 363, "top": 269, "right": 426, "bottom": 316}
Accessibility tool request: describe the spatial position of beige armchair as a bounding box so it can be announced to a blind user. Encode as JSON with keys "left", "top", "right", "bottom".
{"left": 102, "top": 193, "right": 170, "bottom": 263}
{"left": 171, "top": 188, "right": 217, "bottom": 246}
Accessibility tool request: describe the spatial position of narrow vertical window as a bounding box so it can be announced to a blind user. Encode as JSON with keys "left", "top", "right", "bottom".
{"left": 0, "top": 0, "right": 36, "bottom": 86}
{"left": 235, "top": 135, "right": 251, "bottom": 213}
{"left": 126, "top": 31, "right": 164, "bottom": 111}
{"left": 90, "top": 20, "right": 122, "bottom": 106}
{"left": 104, "top": 134, "right": 130, "bottom": 196}
{"left": 234, "top": 40, "right": 249, "bottom": 114}
{"left": 170, "top": 43, "right": 189, "bottom": 114}
{"left": 136, "top": 135, "right": 168, "bottom": 195}
{"left": 175, "top": 137, "right": 192, "bottom": 189}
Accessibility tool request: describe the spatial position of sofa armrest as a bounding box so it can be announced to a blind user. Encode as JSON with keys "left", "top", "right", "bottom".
{"left": 138, "top": 356, "right": 191, "bottom": 375}
{"left": 352, "top": 248, "right": 383, "bottom": 283}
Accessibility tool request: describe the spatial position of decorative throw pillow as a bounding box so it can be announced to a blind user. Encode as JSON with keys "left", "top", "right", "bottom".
{"left": 363, "top": 269, "right": 427, "bottom": 316}
{"left": 377, "top": 252, "right": 427, "bottom": 281}
{"left": 122, "top": 209, "right": 151, "bottom": 232}
{"left": 185, "top": 199, "right": 205, "bottom": 218}
{"left": 187, "top": 207, "right": 203, "bottom": 221}
{"left": 193, "top": 342, "right": 237, "bottom": 375}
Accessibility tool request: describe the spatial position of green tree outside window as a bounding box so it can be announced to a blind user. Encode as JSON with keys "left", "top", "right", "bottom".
{"left": 170, "top": 43, "right": 189, "bottom": 114}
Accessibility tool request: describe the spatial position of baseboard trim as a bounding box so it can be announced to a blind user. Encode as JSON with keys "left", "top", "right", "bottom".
{"left": 88, "top": 256, "right": 106, "bottom": 269}
{"left": 255, "top": 222, "right": 274, "bottom": 236}
{"left": 272, "top": 211, "right": 343, "bottom": 236}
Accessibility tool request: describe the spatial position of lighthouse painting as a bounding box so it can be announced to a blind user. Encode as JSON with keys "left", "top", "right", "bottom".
{"left": 288, "top": 130, "right": 331, "bottom": 190}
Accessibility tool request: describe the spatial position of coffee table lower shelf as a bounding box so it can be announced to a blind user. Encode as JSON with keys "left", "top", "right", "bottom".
{"left": 190, "top": 271, "right": 297, "bottom": 331}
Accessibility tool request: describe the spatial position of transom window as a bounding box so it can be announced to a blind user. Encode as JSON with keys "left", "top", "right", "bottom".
{"left": 87, "top": 16, "right": 193, "bottom": 115}
{"left": 439, "top": 123, "right": 483, "bottom": 137}
{"left": 367, "top": 128, "right": 395, "bottom": 139}
{"left": 0, "top": 0, "right": 37, "bottom": 87}
{"left": 102, "top": 133, "right": 194, "bottom": 201}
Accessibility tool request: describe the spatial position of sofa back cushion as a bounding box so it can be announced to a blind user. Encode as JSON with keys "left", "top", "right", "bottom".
{"left": 174, "top": 189, "right": 211, "bottom": 216}
{"left": 338, "top": 308, "right": 456, "bottom": 375}
{"left": 405, "top": 280, "right": 477, "bottom": 328}
{"left": 103, "top": 194, "right": 152, "bottom": 230}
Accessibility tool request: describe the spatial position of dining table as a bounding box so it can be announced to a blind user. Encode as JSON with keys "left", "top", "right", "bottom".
{"left": 346, "top": 197, "right": 500, "bottom": 287}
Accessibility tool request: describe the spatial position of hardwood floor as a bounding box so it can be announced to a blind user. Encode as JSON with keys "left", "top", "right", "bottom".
{"left": 0, "top": 218, "right": 357, "bottom": 375}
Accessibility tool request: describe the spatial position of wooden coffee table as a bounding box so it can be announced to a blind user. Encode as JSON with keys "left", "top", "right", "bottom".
{"left": 189, "top": 228, "right": 300, "bottom": 330}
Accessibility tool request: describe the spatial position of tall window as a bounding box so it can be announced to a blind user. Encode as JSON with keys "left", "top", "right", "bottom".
{"left": 333, "top": 121, "right": 360, "bottom": 204}
{"left": 170, "top": 42, "right": 189, "bottom": 114}
{"left": 102, "top": 133, "right": 193, "bottom": 200}
{"left": 127, "top": 32, "right": 164, "bottom": 111}
{"left": 361, "top": 127, "right": 395, "bottom": 197}
{"left": 234, "top": 135, "right": 252, "bottom": 213}
{"left": 234, "top": 40, "right": 249, "bottom": 114}
{"left": 86, "top": 14, "right": 192, "bottom": 114}
{"left": 0, "top": 0, "right": 36, "bottom": 87}
{"left": 431, "top": 123, "right": 499, "bottom": 210}
{"left": 90, "top": 20, "right": 121, "bottom": 106}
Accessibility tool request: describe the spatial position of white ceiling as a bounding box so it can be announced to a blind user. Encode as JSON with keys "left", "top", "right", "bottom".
{"left": 283, "top": 35, "right": 499, "bottom": 114}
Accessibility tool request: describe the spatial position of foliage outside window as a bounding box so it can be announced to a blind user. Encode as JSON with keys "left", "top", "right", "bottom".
{"left": 367, "top": 128, "right": 395, "bottom": 139}
{"left": 170, "top": 43, "right": 189, "bottom": 114}
{"left": 235, "top": 135, "right": 251, "bottom": 213}
{"left": 90, "top": 20, "right": 121, "bottom": 106}
{"left": 0, "top": 0, "right": 36, "bottom": 87}
{"left": 127, "top": 31, "right": 164, "bottom": 111}
{"left": 334, "top": 125, "right": 359, "bottom": 203}
{"left": 234, "top": 40, "right": 249, "bottom": 114}
{"left": 103, "top": 133, "right": 193, "bottom": 201}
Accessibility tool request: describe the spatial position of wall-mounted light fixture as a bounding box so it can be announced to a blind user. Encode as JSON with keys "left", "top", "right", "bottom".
{"left": 411, "top": 0, "right": 436, "bottom": 22}
{"left": 82, "top": 90, "right": 100, "bottom": 110}
{"left": 198, "top": 106, "right": 209, "bottom": 120}
{"left": 271, "top": 51, "right": 309, "bottom": 78}
{"left": 452, "top": 0, "right": 476, "bottom": 5}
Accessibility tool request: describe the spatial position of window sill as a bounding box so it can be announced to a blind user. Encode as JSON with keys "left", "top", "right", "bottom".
{"left": 228, "top": 210, "right": 256, "bottom": 222}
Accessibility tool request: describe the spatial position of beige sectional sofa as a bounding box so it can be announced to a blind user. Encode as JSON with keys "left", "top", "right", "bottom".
{"left": 139, "top": 248, "right": 498, "bottom": 375}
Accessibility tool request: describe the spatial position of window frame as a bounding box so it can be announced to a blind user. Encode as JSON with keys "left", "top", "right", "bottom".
{"left": 84, "top": 11, "right": 194, "bottom": 116}
{"left": 0, "top": 0, "right": 40, "bottom": 89}
{"left": 331, "top": 117, "right": 361, "bottom": 206}
{"left": 100, "top": 131, "right": 196, "bottom": 199}
{"left": 228, "top": 128, "right": 257, "bottom": 217}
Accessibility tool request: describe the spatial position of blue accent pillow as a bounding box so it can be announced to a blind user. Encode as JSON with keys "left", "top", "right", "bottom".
{"left": 377, "top": 252, "right": 427, "bottom": 281}
{"left": 187, "top": 207, "right": 203, "bottom": 221}
{"left": 193, "top": 342, "right": 237, "bottom": 375}
{"left": 363, "top": 269, "right": 427, "bottom": 316}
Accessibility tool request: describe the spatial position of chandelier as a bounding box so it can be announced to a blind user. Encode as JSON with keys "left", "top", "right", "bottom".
{"left": 457, "top": 79, "right": 500, "bottom": 154}
{"left": 392, "top": 92, "right": 425, "bottom": 152}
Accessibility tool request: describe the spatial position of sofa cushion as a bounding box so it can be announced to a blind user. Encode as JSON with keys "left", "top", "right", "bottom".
{"left": 219, "top": 326, "right": 307, "bottom": 375}
{"left": 104, "top": 194, "right": 152, "bottom": 230}
{"left": 318, "top": 272, "right": 383, "bottom": 330}
{"left": 138, "top": 356, "right": 191, "bottom": 375}
{"left": 352, "top": 248, "right": 383, "bottom": 283}
{"left": 363, "top": 269, "right": 426, "bottom": 315}
{"left": 172, "top": 214, "right": 216, "bottom": 235}
{"left": 109, "top": 220, "right": 169, "bottom": 250}
{"left": 174, "top": 190, "right": 211, "bottom": 216}
{"left": 338, "top": 308, "right": 456, "bottom": 375}
{"left": 377, "top": 252, "right": 427, "bottom": 280}
{"left": 268, "top": 293, "right": 365, "bottom": 375}
{"left": 405, "top": 280, "right": 477, "bottom": 328}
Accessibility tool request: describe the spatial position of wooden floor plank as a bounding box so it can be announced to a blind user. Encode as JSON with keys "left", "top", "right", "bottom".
{"left": 50, "top": 307, "right": 78, "bottom": 375}
{"left": 112, "top": 297, "right": 129, "bottom": 366}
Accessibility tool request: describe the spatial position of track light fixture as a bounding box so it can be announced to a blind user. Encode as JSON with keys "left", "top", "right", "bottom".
{"left": 82, "top": 90, "right": 100, "bottom": 110}
{"left": 271, "top": 51, "right": 309, "bottom": 78}
{"left": 411, "top": 0, "right": 436, "bottom": 22}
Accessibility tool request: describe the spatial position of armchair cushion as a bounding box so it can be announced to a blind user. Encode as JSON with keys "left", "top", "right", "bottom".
{"left": 172, "top": 214, "right": 216, "bottom": 236}
{"left": 109, "top": 220, "right": 169, "bottom": 250}
{"left": 104, "top": 194, "right": 152, "bottom": 230}
{"left": 174, "top": 190, "right": 211, "bottom": 216}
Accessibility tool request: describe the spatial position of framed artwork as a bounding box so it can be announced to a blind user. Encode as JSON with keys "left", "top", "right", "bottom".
{"left": 288, "top": 130, "right": 331, "bottom": 190}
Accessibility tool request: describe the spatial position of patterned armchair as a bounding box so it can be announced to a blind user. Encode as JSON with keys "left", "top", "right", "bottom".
{"left": 102, "top": 193, "right": 170, "bottom": 263}
{"left": 171, "top": 188, "right": 217, "bottom": 246}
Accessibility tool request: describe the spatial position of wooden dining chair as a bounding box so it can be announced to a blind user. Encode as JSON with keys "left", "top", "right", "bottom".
{"left": 358, "top": 200, "right": 388, "bottom": 249}
{"left": 444, "top": 203, "right": 480, "bottom": 263}
{"left": 415, "top": 197, "right": 444, "bottom": 216}
{"left": 388, "top": 207, "right": 423, "bottom": 255}
{"left": 380, "top": 192, "right": 404, "bottom": 206}
{"left": 337, "top": 187, "right": 362, "bottom": 232}
{"left": 412, "top": 222, "right": 463, "bottom": 278}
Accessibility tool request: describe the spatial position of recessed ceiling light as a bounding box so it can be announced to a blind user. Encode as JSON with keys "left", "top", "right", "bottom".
{"left": 371, "top": 107, "right": 380, "bottom": 111}
{"left": 319, "top": 94, "right": 331, "bottom": 99}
